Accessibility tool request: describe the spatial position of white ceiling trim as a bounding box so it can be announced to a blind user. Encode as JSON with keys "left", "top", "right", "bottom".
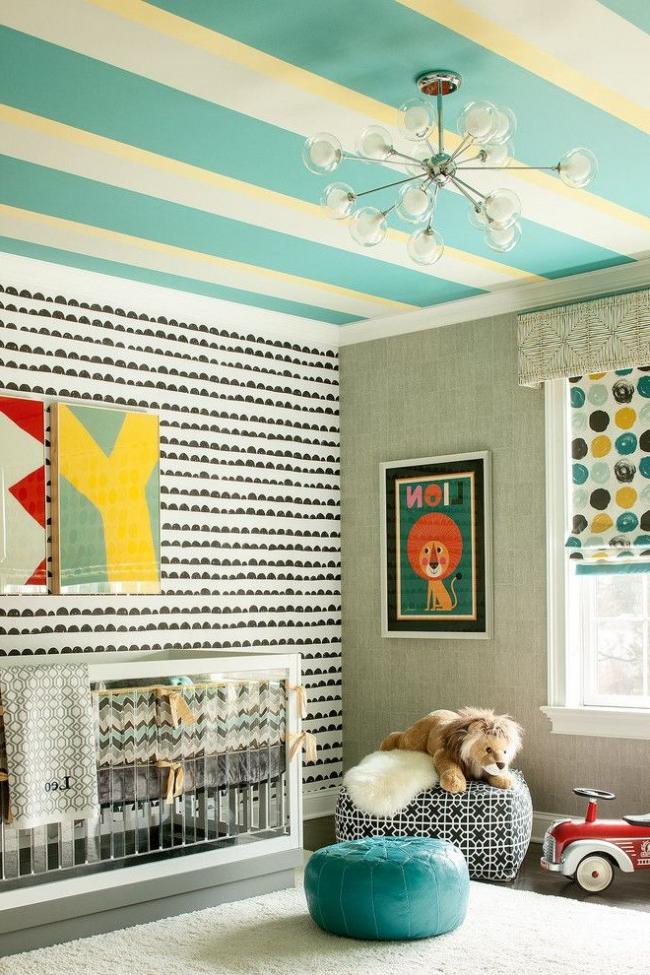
{"left": 338, "top": 257, "right": 650, "bottom": 345}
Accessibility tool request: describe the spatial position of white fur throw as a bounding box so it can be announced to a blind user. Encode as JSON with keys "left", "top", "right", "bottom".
{"left": 343, "top": 750, "right": 439, "bottom": 818}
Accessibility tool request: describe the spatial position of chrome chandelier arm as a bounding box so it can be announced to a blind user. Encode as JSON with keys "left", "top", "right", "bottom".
{"left": 449, "top": 133, "right": 474, "bottom": 162}
{"left": 457, "top": 164, "right": 561, "bottom": 171}
{"left": 449, "top": 176, "right": 484, "bottom": 209}
{"left": 451, "top": 174, "right": 487, "bottom": 201}
{"left": 437, "top": 88, "right": 444, "bottom": 154}
{"left": 355, "top": 172, "right": 429, "bottom": 199}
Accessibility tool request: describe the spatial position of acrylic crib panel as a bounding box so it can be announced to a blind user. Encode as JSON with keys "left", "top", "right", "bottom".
{"left": 0, "top": 396, "right": 47, "bottom": 594}
{"left": 0, "top": 651, "right": 303, "bottom": 903}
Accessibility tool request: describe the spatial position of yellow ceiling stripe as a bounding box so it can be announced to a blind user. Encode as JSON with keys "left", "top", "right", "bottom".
{"left": 91, "top": 0, "right": 397, "bottom": 126}
{"left": 85, "top": 0, "right": 649, "bottom": 237}
{"left": 397, "top": 0, "right": 650, "bottom": 136}
{"left": 1, "top": 105, "right": 542, "bottom": 285}
{"left": 0, "top": 203, "right": 415, "bottom": 313}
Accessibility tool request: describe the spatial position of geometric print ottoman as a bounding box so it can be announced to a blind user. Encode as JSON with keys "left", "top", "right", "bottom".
{"left": 335, "top": 770, "right": 533, "bottom": 881}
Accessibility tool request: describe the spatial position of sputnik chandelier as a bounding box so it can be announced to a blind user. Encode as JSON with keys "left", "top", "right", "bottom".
{"left": 302, "top": 69, "right": 597, "bottom": 265}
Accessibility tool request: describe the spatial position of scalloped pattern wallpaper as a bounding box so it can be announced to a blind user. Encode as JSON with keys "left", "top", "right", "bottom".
{"left": 0, "top": 282, "right": 342, "bottom": 797}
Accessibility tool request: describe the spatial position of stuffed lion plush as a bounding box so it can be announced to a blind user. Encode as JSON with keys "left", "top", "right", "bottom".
{"left": 380, "top": 707, "right": 523, "bottom": 794}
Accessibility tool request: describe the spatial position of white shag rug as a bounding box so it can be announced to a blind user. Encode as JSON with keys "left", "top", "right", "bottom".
{"left": 343, "top": 749, "right": 438, "bottom": 817}
{"left": 2, "top": 881, "right": 648, "bottom": 975}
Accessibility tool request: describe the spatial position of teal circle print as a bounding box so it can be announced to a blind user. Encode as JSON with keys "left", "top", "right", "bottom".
{"left": 587, "top": 384, "right": 608, "bottom": 406}
{"left": 566, "top": 536, "right": 581, "bottom": 548}
{"left": 634, "top": 535, "right": 650, "bottom": 547}
{"left": 570, "top": 387, "right": 585, "bottom": 408}
{"left": 617, "top": 512, "right": 638, "bottom": 533}
{"left": 640, "top": 457, "right": 650, "bottom": 479}
{"left": 615, "top": 432, "right": 637, "bottom": 455}
{"left": 573, "top": 487, "right": 589, "bottom": 509}
{"left": 590, "top": 461, "right": 610, "bottom": 484}
{"left": 571, "top": 411, "right": 587, "bottom": 433}
{"left": 573, "top": 463, "right": 589, "bottom": 485}
{"left": 615, "top": 369, "right": 633, "bottom": 376}
{"left": 638, "top": 376, "right": 650, "bottom": 398}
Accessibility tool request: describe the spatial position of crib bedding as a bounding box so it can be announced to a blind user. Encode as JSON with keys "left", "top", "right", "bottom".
{"left": 96, "top": 745, "right": 286, "bottom": 805}
{"left": 95, "top": 679, "right": 286, "bottom": 766}
{"left": 0, "top": 677, "right": 287, "bottom": 812}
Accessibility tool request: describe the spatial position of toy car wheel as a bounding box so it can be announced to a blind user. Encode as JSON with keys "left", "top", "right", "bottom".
{"left": 574, "top": 854, "right": 614, "bottom": 893}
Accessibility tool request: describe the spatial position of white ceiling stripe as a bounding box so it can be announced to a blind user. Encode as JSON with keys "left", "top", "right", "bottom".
{"left": 0, "top": 108, "right": 536, "bottom": 293}
{"left": 452, "top": 0, "right": 650, "bottom": 111}
{"left": 0, "top": 205, "right": 403, "bottom": 319}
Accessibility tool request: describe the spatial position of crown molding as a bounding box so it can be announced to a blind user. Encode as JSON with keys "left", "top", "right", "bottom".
{"left": 339, "top": 257, "right": 650, "bottom": 346}
{"left": 3, "top": 250, "right": 648, "bottom": 351}
{"left": 0, "top": 250, "right": 340, "bottom": 349}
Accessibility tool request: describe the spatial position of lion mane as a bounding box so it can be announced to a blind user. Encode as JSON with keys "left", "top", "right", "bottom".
{"left": 406, "top": 513, "right": 463, "bottom": 581}
{"left": 441, "top": 707, "right": 523, "bottom": 773}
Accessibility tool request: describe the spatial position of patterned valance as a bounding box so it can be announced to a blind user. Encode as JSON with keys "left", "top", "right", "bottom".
{"left": 566, "top": 367, "right": 650, "bottom": 564}
{"left": 518, "top": 290, "right": 650, "bottom": 387}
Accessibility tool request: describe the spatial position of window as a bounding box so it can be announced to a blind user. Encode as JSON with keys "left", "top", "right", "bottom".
{"left": 543, "top": 377, "right": 650, "bottom": 740}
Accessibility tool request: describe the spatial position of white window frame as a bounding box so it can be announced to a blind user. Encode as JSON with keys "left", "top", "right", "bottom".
{"left": 542, "top": 379, "right": 650, "bottom": 740}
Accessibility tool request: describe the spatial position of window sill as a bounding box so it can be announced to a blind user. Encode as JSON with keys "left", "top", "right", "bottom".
{"left": 541, "top": 705, "right": 650, "bottom": 740}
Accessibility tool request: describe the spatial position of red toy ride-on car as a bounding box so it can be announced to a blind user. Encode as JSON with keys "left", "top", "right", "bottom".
{"left": 541, "top": 788, "right": 650, "bottom": 893}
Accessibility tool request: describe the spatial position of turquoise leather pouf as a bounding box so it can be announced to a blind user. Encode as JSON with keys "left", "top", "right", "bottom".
{"left": 304, "top": 836, "right": 469, "bottom": 941}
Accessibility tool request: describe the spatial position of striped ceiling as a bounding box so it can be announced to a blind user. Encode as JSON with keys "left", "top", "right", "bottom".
{"left": 0, "top": 0, "right": 648, "bottom": 333}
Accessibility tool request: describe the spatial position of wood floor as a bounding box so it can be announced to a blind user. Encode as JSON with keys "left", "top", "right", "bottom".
{"left": 501, "top": 842, "right": 650, "bottom": 913}
{"left": 303, "top": 820, "right": 650, "bottom": 913}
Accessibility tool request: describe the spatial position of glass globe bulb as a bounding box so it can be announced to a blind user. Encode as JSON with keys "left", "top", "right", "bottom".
{"left": 321, "top": 182, "right": 356, "bottom": 220}
{"left": 484, "top": 188, "right": 521, "bottom": 229}
{"left": 467, "top": 203, "right": 487, "bottom": 230}
{"left": 490, "top": 106, "right": 517, "bottom": 145}
{"left": 407, "top": 226, "right": 444, "bottom": 265}
{"left": 457, "top": 100, "right": 497, "bottom": 143}
{"left": 484, "top": 221, "right": 521, "bottom": 253}
{"left": 479, "top": 141, "right": 513, "bottom": 167}
{"left": 558, "top": 147, "right": 598, "bottom": 188}
{"left": 395, "top": 183, "right": 435, "bottom": 224}
{"left": 302, "top": 132, "right": 342, "bottom": 175}
{"left": 349, "top": 207, "right": 387, "bottom": 247}
{"left": 404, "top": 143, "right": 433, "bottom": 176}
{"left": 399, "top": 97, "right": 435, "bottom": 141}
{"left": 357, "top": 125, "right": 393, "bottom": 161}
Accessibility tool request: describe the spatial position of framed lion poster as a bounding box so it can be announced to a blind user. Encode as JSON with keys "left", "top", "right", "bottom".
{"left": 380, "top": 451, "right": 492, "bottom": 639}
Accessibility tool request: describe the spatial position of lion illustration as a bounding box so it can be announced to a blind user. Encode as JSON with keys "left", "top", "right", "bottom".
{"left": 406, "top": 513, "right": 463, "bottom": 612}
{"left": 380, "top": 707, "right": 523, "bottom": 793}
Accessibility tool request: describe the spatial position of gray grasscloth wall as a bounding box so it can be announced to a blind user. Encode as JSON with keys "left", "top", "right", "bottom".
{"left": 0, "top": 281, "right": 342, "bottom": 800}
{"left": 340, "top": 311, "right": 650, "bottom": 818}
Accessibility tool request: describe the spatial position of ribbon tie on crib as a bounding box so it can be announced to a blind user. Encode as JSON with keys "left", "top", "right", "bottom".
{"left": 288, "top": 732, "right": 318, "bottom": 764}
{"left": 288, "top": 684, "right": 308, "bottom": 720}
{"left": 154, "top": 687, "right": 196, "bottom": 728}
{"left": 155, "top": 760, "right": 185, "bottom": 804}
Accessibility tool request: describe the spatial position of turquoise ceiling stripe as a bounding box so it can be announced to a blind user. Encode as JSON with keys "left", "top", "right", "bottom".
{"left": 149, "top": 0, "right": 649, "bottom": 215}
{"left": 0, "top": 155, "right": 482, "bottom": 306}
{"left": 596, "top": 1, "right": 650, "bottom": 32}
{"left": 0, "top": 236, "right": 357, "bottom": 324}
{"left": 0, "top": 28, "right": 626, "bottom": 280}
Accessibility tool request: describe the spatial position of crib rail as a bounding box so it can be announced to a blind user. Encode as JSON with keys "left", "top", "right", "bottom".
{"left": 0, "top": 671, "right": 290, "bottom": 891}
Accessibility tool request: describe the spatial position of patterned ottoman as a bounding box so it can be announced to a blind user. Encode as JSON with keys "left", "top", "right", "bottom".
{"left": 335, "top": 770, "right": 533, "bottom": 881}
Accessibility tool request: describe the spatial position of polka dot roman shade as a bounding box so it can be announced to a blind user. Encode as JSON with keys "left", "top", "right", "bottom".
{"left": 566, "top": 367, "right": 650, "bottom": 563}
